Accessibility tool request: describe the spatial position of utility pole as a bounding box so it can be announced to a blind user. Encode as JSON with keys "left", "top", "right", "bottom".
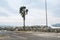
{"left": 45, "top": 0, "right": 48, "bottom": 27}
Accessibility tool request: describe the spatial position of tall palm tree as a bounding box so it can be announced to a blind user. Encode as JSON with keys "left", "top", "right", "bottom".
{"left": 19, "top": 6, "right": 28, "bottom": 30}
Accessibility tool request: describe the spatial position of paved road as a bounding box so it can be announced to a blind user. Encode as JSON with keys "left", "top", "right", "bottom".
{"left": 0, "top": 31, "right": 60, "bottom": 40}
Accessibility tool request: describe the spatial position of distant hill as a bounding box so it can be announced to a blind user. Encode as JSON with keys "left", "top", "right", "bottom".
{"left": 52, "top": 23, "right": 60, "bottom": 27}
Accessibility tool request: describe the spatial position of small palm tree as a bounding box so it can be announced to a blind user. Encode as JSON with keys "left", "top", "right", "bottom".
{"left": 19, "top": 6, "right": 28, "bottom": 30}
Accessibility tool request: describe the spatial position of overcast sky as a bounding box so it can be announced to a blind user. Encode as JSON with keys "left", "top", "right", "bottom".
{"left": 0, "top": 0, "right": 60, "bottom": 26}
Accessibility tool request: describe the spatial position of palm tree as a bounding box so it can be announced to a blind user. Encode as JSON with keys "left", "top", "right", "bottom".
{"left": 19, "top": 6, "right": 28, "bottom": 30}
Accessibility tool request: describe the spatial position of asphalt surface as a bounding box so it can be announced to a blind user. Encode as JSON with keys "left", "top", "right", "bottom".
{"left": 0, "top": 31, "right": 60, "bottom": 40}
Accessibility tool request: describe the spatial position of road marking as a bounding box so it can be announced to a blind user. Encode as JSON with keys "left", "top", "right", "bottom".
{"left": 32, "top": 33, "right": 60, "bottom": 38}
{"left": 10, "top": 34, "right": 27, "bottom": 40}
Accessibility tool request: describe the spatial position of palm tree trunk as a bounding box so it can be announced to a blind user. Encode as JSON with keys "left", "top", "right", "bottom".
{"left": 23, "top": 15, "right": 25, "bottom": 31}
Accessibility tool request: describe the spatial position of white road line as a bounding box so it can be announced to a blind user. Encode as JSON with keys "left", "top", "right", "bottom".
{"left": 10, "top": 34, "right": 27, "bottom": 39}
{"left": 32, "top": 33, "right": 60, "bottom": 38}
